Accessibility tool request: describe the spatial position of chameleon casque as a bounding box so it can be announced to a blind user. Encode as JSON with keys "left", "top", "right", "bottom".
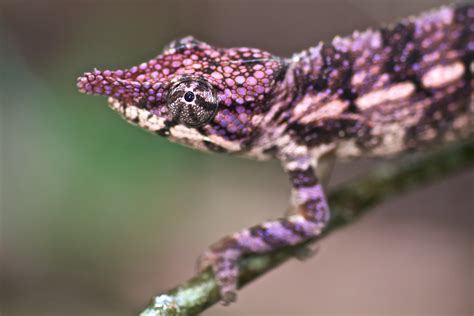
{"left": 77, "top": 3, "right": 473, "bottom": 304}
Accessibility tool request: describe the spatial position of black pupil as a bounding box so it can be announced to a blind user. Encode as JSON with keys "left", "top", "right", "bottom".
{"left": 184, "top": 91, "right": 195, "bottom": 102}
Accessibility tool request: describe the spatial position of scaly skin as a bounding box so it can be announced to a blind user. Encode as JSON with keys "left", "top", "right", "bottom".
{"left": 77, "top": 3, "right": 473, "bottom": 304}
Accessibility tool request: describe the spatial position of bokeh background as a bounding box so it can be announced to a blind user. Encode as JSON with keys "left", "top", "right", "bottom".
{"left": 1, "top": 0, "right": 473, "bottom": 315}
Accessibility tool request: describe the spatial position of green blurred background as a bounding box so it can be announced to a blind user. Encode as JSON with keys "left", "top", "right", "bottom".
{"left": 1, "top": 1, "right": 472, "bottom": 315}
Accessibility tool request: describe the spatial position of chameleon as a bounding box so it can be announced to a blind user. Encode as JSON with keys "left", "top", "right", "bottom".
{"left": 77, "top": 3, "right": 473, "bottom": 304}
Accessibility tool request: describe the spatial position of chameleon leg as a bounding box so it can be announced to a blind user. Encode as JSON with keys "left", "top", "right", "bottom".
{"left": 197, "top": 156, "right": 330, "bottom": 304}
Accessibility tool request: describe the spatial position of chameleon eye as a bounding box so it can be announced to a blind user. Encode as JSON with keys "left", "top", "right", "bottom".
{"left": 184, "top": 91, "right": 195, "bottom": 102}
{"left": 167, "top": 79, "right": 219, "bottom": 127}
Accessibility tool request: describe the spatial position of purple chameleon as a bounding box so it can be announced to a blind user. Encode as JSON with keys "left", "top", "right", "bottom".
{"left": 78, "top": 3, "right": 473, "bottom": 304}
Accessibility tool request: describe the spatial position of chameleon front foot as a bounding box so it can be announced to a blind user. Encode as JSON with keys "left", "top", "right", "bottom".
{"left": 196, "top": 245, "right": 241, "bottom": 305}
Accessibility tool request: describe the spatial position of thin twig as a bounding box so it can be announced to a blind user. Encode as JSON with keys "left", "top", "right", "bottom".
{"left": 138, "top": 139, "right": 474, "bottom": 316}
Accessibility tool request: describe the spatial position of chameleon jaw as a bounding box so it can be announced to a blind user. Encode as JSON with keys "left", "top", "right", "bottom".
{"left": 107, "top": 97, "right": 244, "bottom": 153}
{"left": 108, "top": 97, "right": 167, "bottom": 133}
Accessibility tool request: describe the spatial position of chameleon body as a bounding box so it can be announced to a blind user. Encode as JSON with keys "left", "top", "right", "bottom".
{"left": 78, "top": 3, "right": 473, "bottom": 304}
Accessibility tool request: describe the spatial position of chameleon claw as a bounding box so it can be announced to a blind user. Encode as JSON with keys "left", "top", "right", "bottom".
{"left": 220, "top": 291, "right": 237, "bottom": 305}
{"left": 195, "top": 250, "right": 215, "bottom": 273}
{"left": 292, "top": 243, "right": 320, "bottom": 261}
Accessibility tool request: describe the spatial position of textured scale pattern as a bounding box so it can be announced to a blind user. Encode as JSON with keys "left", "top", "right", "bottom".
{"left": 77, "top": 3, "right": 473, "bottom": 304}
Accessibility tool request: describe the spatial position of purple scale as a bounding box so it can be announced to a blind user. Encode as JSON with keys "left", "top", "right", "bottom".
{"left": 237, "top": 87, "right": 246, "bottom": 96}
{"left": 255, "top": 85, "right": 265, "bottom": 93}
{"left": 254, "top": 71, "right": 264, "bottom": 79}
{"left": 246, "top": 76, "right": 257, "bottom": 85}
{"left": 227, "top": 125, "right": 238, "bottom": 133}
{"left": 235, "top": 76, "right": 245, "bottom": 84}
{"left": 225, "top": 78, "right": 235, "bottom": 86}
{"left": 239, "top": 113, "right": 248, "bottom": 123}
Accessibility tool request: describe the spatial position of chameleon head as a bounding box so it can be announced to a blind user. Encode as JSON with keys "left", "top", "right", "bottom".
{"left": 77, "top": 36, "right": 286, "bottom": 153}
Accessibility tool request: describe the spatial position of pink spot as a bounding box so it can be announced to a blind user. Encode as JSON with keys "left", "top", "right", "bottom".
{"left": 163, "top": 68, "right": 170, "bottom": 75}
{"left": 255, "top": 85, "right": 265, "bottom": 93}
{"left": 265, "top": 69, "right": 273, "bottom": 75}
{"left": 172, "top": 61, "right": 182, "bottom": 68}
{"left": 224, "top": 66, "right": 233, "bottom": 73}
{"left": 235, "top": 76, "right": 245, "bottom": 84}
{"left": 130, "top": 66, "right": 138, "bottom": 74}
{"left": 139, "top": 62, "right": 148, "bottom": 70}
{"left": 183, "top": 59, "right": 192, "bottom": 66}
{"left": 192, "top": 64, "right": 202, "bottom": 69}
{"left": 154, "top": 64, "right": 162, "bottom": 70}
{"left": 225, "top": 78, "right": 235, "bottom": 86}
{"left": 254, "top": 71, "right": 264, "bottom": 79}
{"left": 246, "top": 76, "right": 257, "bottom": 85}
{"left": 212, "top": 71, "right": 223, "bottom": 80}
{"left": 239, "top": 113, "right": 248, "bottom": 122}
{"left": 237, "top": 87, "right": 246, "bottom": 96}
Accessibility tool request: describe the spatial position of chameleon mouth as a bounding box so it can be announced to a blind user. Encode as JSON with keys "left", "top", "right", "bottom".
{"left": 107, "top": 97, "right": 167, "bottom": 133}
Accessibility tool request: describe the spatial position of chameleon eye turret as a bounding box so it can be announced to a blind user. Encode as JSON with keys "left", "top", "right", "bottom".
{"left": 167, "top": 79, "right": 219, "bottom": 127}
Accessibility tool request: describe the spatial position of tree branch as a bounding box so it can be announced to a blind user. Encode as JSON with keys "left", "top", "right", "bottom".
{"left": 138, "top": 139, "right": 474, "bottom": 316}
